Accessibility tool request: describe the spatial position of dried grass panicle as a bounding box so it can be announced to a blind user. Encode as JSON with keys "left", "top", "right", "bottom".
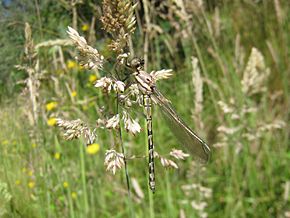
{"left": 131, "top": 178, "right": 144, "bottom": 199}
{"left": 105, "top": 114, "right": 120, "bottom": 129}
{"left": 122, "top": 111, "right": 141, "bottom": 135}
{"left": 241, "top": 47, "right": 270, "bottom": 96}
{"left": 213, "top": 7, "right": 221, "bottom": 39}
{"left": 217, "top": 101, "right": 234, "bottom": 114}
{"left": 104, "top": 149, "right": 125, "bottom": 174}
{"left": 181, "top": 162, "right": 212, "bottom": 218}
{"left": 16, "top": 23, "right": 43, "bottom": 126}
{"left": 181, "top": 183, "right": 212, "bottom": 199}
{"left": 234, "top": 34, "right": 246, "bottom": 74}
{"left": 108, "top": 36, "right": 129, "bottom": 54}
{"left": 274, "top": 0, "right": 283, "bottom": 25}
{"left": 94, "top": 77, "right": 113, "bottom": 92}
{"left": 170, "top": 149, "right": 190, "bottom": 160}
{"left": 101, "top": 0, "right": 137, "bottom": 35}
{"left": 101, "top": 0, "right": 137, "bottom": 53}
{"left": 113, "top": 81, "right": 126, "bottom": 93}
{"left": 217, "top": 126, "right": 241, "bottom": 135}
{"left": 56, "top": 118, "right": 96, "bottom": 145}
{"left": 191, "top": 56, "right": 204, "bottom": 129}
{"left": 128, "top": 84, "right": 140, "bottom": 98}
{"left": 191, "top": 201, "right": 208, "bottom": 218}
{"left": 160, "top": 157, "right": 179, "bottom": 169}
{"left": 94, "top": 77, "right": 125, "bottom": 93}
{"left": 258, "top": 119, "right": 286, "bottom": 132}
{"left": 24, "top": 22, "right": 37, "bottom": 61}
{"left": 150, "top": 69, "right": 173, "bottom": 82}
{"left": 67, "top": 26, "right": 104, "bottom": 70}
{"left": 35, "top": 39, "right": 73, "bottom": 50}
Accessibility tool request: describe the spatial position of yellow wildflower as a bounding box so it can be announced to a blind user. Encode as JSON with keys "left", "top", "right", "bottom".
{"left": 22, "top": 168, "right": 27, "bottom": 173}
{"left": 46, "top": 101, "right": 58, "bottom": 111}
{"left": 86, "top": 143, "right": 100, "bottom": 155}
{"left": 32, "top": 143, "right": 37, "bottom": 148}
{"left": 54, "top": 152, "right": 61, "bottom": 160}
{"left": 2, "top": 140, "right": 9, "bottom": 145}
{"left": 67, "top": 60, "right": 77, "bottom": 69}
{"left": 63, "top": 182, "right": 69, "bottom": 188}
{"left": 28, "top": 181, "right": 35, "bottom": 189}
{"left": 81, "top": 24, "right": 89, "bottom": 32}
{"left": 89, "top": 74, "right": 98, "bottom": 83}
{"left": 47, "top": 117, "right": 57, "bottom": 126}
{"left": 71, "top": 91, "right": 77, "bottom": 97}
{"left": 71, "top": 192, "right": 77, "bottom": 199}
{"left": 15, "top": 180, "right": 21, "bottom": 185}
{"left": 28, "top": 170, "right": 33, "bottom": 177}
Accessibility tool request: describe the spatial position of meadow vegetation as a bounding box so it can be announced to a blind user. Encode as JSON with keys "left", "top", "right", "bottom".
{"left": 0, "top": 0, "right": 289, "bottom": 217}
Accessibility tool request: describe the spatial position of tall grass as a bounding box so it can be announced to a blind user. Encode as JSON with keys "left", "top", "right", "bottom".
{"left": 0, "top": 0, "right": 289, "bottom": 217}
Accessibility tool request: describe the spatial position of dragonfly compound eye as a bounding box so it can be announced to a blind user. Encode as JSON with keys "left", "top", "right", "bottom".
{"left": 130, "top": 58, "right": 144, "bottom": 70}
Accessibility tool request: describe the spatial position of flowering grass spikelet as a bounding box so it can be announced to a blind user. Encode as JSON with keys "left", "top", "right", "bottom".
{"left": 113, "top": 81, "right": 125, "bottom": 93}
{"left": 67, "top": 26, "right": 104, "bottom": 70}
{"left": 150, "top": 69, "right": 173, "bottom": 82}
{"left": 56, "top": 119, "right": 96, "bottom": 145}
{"left": 241, "top": 47, "right": 270, "bottom": 96}
{"left": 160, "top": 157, "right": 179, "bottom": 169}
{"left": 101, "top": 0, "right": 137, "bottom": 53}
{"left": 105, "top": 114, "right": 120, "bottom": 129}
{"left": 94, "top": 77, "right": 113, "bottom": 92}
{"left": 104, "top": 149, "right": 125, "bottom": 174}
{"left": 170, "top": 149, "right": 190, "bottom": 160}
{"left": 123, "top": 111, "right": 141, "bottom": 135}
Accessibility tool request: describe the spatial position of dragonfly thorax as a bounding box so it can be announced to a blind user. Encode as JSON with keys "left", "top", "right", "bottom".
{"left": 134, "top": 70, "right": 155, "bottom": 94}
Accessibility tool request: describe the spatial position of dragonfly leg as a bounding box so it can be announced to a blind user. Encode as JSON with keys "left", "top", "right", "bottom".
{"left": 143, "top": 94, "right": 155, "bottom": 192}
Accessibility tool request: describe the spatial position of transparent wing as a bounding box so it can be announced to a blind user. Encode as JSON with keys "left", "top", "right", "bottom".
{"left": 151, "top": 87, "right": 210, "bottom": 162}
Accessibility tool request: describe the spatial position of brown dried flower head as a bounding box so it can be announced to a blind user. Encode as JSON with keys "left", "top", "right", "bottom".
{"left": 170, "top": 149, "right": 190, "bottom": 160}
{"left": 101, "top": 0, "right": 137, "bottom": 53}
{"left": 67, "top": 26, "right": 104, "bottom": 70}
{"left": 160, "top": 157, "right": 178, "bottom": 169}
{"left": 104, "top": 149, "right": 125, "bottom": 174}
{"left": 56, "top": 118, "right": 96, "bottom": 145}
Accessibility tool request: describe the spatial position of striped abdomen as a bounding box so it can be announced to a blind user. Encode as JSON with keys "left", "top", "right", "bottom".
{"left": 143, "top": 94, "right": 155, "bottom": 192}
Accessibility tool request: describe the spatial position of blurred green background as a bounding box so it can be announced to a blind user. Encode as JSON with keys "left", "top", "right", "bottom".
{"left": 0, "top": 0, "right": 289, "bottom": 217}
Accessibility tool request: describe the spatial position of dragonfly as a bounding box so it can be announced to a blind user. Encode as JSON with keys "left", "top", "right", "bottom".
{"left": 126, "top": 58, "right": 211, "bottom": 192}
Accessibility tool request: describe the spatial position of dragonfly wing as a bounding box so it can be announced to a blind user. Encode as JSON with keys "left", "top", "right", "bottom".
{"left": 151, "top": 88, "right": 210, "bottom": 162}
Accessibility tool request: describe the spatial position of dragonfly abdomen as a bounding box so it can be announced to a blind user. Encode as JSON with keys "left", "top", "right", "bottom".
{"left": 143, "top": 94, "right": 155, "bottom": 192}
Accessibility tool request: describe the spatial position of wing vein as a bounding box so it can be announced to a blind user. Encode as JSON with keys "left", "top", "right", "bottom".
{"left": 151, "top": 87, "right": 210, "bottom": 161}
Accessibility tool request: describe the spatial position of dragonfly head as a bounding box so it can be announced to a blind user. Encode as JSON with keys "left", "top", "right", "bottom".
{"left": 128, "top": 57, "right": 144, "bottom": 71}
